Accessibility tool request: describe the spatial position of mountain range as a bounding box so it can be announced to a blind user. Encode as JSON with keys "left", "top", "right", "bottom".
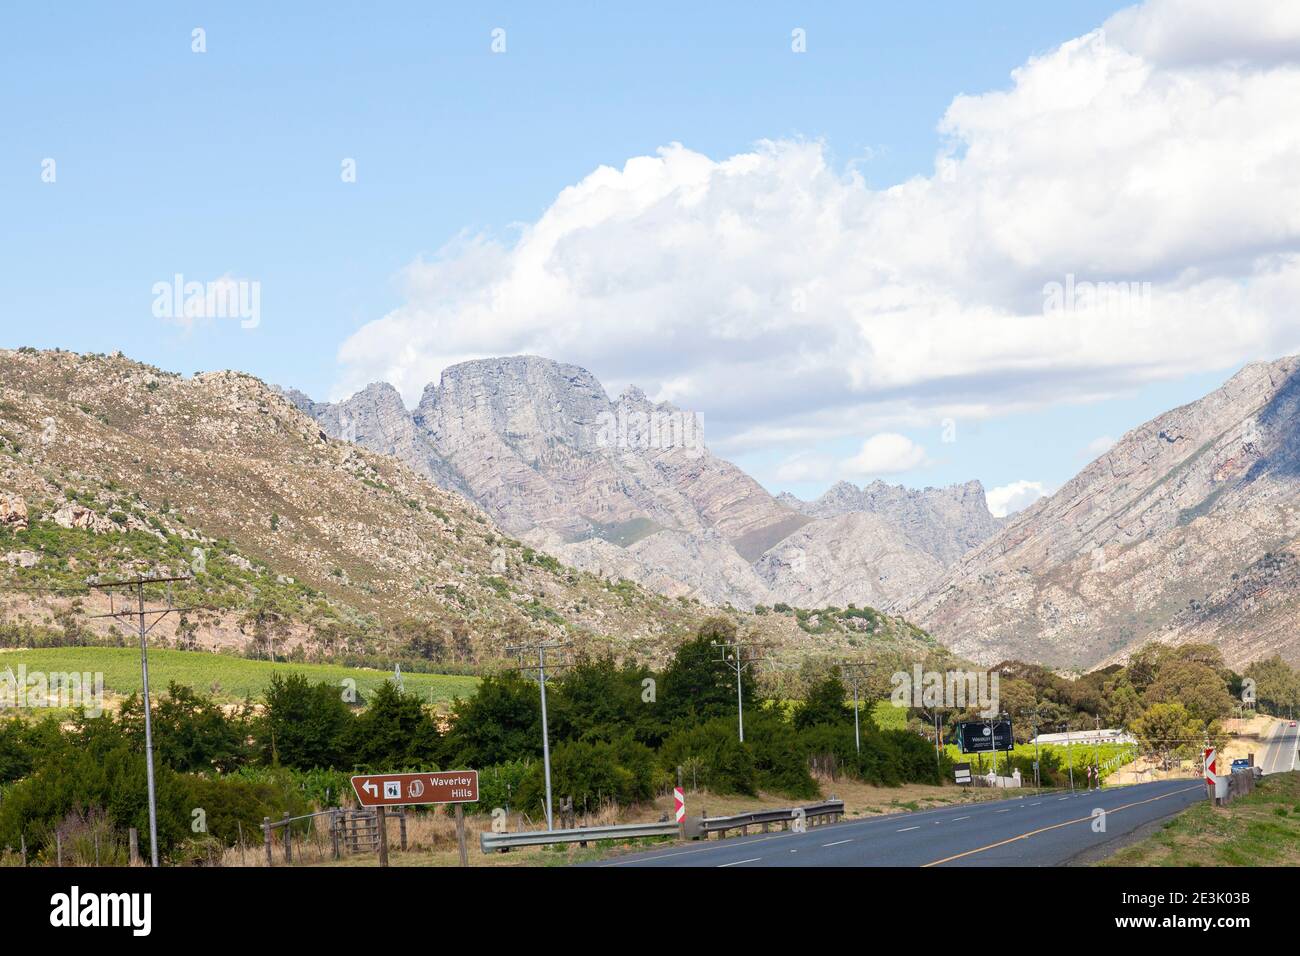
{"left": 0, "top": 349, "right": 936, "bottom": 673}
{"left": 291, "top": 353, "right": 1300, "bottom": 671}
{"left": 6, "top": 346, "right": 1296, "bottom": 673}
{"left": 284, "top": 356, "right": 1003, "bottom": 612}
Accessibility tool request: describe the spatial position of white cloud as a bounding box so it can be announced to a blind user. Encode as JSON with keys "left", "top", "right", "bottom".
{"left": 841, "top": 433, "right": 929, "bottom": 478}
{"left": 774, "top": 433, "right": 928, "bottom": 482}
{"left": 987, "top": 480, "right": 1051, "bottom": 518}
{"left": 1103, "top": 0, "right": 1300, "bottom": 67}
{"left": 335, "top": 0, "right": 1300, "bottom": 468}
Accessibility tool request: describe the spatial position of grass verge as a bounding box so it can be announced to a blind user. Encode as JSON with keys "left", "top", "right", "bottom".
{"left": 1102, "top": 771, "right": 1300, "bottom": 866}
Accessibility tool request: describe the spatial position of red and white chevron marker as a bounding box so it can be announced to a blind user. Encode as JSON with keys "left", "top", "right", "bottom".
{"left": 1204, "top": 747, "right": 1217, "bottom": 784}
{"left": 674, "top": 786, "right": 686, "bottom": 824}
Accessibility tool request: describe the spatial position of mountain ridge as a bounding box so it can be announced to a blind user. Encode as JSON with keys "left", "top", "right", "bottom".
{"left": 292, "top": 355, "right": 1004, "bottom": 610}
{"left": 904, "top": 355, "right": 1300, "bottom": 669}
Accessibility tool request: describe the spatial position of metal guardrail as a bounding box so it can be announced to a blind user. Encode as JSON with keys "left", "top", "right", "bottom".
{"left": 700, "top": 799, "right": 844, "bottom": 837}
{"left": 479, "top": 799, "right": 847, "bottom": 852}
{"left": 480, "top": 820, "right": 679, "bottom": 853}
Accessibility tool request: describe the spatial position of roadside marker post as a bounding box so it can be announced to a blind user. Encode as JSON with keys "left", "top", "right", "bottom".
{"left": 1203, "top": 747, "right": 1228, "bottom": 804}
{"left": 675, "top": 766, "right": 687, "bottom": 841}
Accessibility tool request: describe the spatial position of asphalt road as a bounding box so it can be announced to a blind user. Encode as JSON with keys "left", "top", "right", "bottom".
{"left": 599, "top": 778, "right": 1208, "bottom": 867}
{"left": 1259, "top": 718, "right": 1300, "bottom": 775}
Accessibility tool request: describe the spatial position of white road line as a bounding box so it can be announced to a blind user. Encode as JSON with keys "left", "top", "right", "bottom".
{"left": 898, "top": 825, "right": 920, "bottom": 832}
{"left": 995, "top": 809, "right": 1010, "bottom": 813}
{"left": 952, "top": 815, "right": 970, "bottom": 821}
{"left": 718, "top": 857, "right": 761, "bottom": 867}
{"left": 1030, "top": 801, "right": 1042, "bottom": 806}
{"left": 822, "top": 839, "right": 852, "bottom": 847}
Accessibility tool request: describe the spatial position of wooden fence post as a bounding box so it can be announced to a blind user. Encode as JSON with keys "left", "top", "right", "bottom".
{"left": 56, "top": 832, "right": 62, "bottom": 867}
{"left": 129, "top": 828, "right": 139, "bottom": 866}
{"left": 20, "top": 835, "right": 27, "bottom": 867}
{"left": 330, "top": 810, "right": 340, "bottom": 860}
{"left": 262, "top": 817, "right": 273, "bottom": 867}
{"left": 377, "top": 806, "right": 389, "bottom": 867}
{"left": 282, "top": 811, "right": 292, "bottom": 863}
{"left": 399, "top": 807, "right": 407, "bottom": 852}
{"left": 455, "top": 804, "right": 468, "bottom": 867}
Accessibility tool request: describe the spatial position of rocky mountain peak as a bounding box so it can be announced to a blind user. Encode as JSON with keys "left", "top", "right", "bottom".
{"left": 290, "top": 355, "right": 1003, "bottom": 611}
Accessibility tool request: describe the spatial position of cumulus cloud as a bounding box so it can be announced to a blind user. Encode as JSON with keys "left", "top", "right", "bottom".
{"left": 1103, "top": 0, "right": 1300, "bottom": 67}
{"left": 335, "top": 0, "right": 1300, "bottom": 477}
{"left": 841, "top": 433, "right": 929, "bottom": 477}
{"left": 775, "top": 432, "right": 929, "bottom": 482}
{"left": 987, "top": 480, "right": 1051, "bottom": 518}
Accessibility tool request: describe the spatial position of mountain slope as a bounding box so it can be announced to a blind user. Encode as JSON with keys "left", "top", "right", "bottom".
{"left": 905, "top": 356, "right": 1300, "bottom": 669}
{"left": 0, "top": 348, "right": 936, "bottom": 668}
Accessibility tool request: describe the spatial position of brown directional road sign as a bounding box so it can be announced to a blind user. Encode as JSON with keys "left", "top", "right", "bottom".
{"left": 351, "top": 771, "right": 479, "bottom": 807}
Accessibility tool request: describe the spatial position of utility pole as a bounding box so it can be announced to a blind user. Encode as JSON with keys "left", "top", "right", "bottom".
{"left": 835, "top": 661, "right": 870, "bottom": 753}
{"left": 712, "top": 640, "right": 766, "bottom": 742}
{"left": 987, "top": 712, "right": 998, "bottom": 777}
{"left": 1064, "top": 722, "right": 1075, "bottom": 792}
{"left": 1094, "top": 715, "right": 1102, "bottom": 791}
{"left": 1032, "top": 723, "right": 1041, "bottom": 791}
{"left": 505, "top": 640, "right": 570, "bottom": 831}
{"left": 88, "top": 574, "right": 201, "bottom": 868}
{"left": 1020, "top": 707, "right": 1045, "bottom": 792}
{"left": 934, "top": 711, "right": 942, "bottom": 774}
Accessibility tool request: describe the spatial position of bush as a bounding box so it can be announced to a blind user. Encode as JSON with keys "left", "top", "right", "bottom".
{"left": 471, "top": 759, "right": 533, "bottom": 815}
{"left": 344, "top": 681, "right": 441, "bottom": 770}
{"left": 254, "top": 673, "right": 353, "bottom": 770}
{"left": 439, "top": 672, "right": 541, "bottom": 767}
{"left": 659, "top": 717, "right": 758, "bottom": 795}
{"left": 744, "top": 708, "right": 819, "bottom": 798}
{"left": 516, "top": 738, "right": 657, "bottom": 815}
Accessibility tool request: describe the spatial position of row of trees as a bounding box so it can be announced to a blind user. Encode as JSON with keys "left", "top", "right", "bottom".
{"left": 0, "top": 617, "right": 946, "bottom": 862}
{"left": 896, "top": 643, "right": 1298, "bottom": 769}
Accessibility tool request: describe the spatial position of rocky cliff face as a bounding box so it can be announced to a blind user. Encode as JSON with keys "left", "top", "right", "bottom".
{"left": 905, "top": 356, "right": 1300, "bottom": 669}
{"left": 281, "top": 383, "right": 471, "bottom": 498}
{"left": 297, "top": 355, "right": 1003, "bottom": 610}
{"left": 780, "top": 479, "right": 1005, "bottom": 567}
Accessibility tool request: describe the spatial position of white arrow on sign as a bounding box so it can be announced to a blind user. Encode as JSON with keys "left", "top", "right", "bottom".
{"left": 363, "top": 779, "right": 379, "bottom": 798}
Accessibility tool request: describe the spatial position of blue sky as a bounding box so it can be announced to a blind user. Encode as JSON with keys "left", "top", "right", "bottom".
{"left": 3, "top": 1, "right": 1292, "bottom": 514}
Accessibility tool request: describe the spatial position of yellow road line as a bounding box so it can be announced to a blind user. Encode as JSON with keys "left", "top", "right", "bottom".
{"left": 920, "top": 784, "right": 1203, "bottom": 867}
